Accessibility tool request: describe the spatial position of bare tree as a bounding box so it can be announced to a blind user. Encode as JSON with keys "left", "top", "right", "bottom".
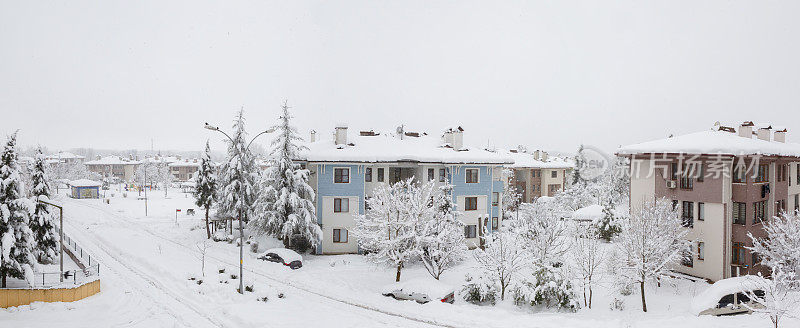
{"left": 571, "top": 225, "right": 605, "bottom": 308}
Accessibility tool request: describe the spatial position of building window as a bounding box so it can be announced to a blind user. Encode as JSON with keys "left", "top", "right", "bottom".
{"left": 670, "top": 163, "right": 678, "bottom": 180}
{"left": 698, "top": 242, "right": 705, "bottom": 260}
{"left": 334, "top": 198, "right": 349, "bottom": 213}
{"left": 797, "top": 163, "right": 800, "bottom": 185}
{"left": 333, "top": 228, "right": 348, "bottom": 243}
{"left": 492, "top": 217, "right": 499, "bottom": 230}
{"left": 682, "top": 201, "right": 694, "bottom": 228}
{"left": 733, "top": 202, "right": 746, "bottom": 225}
{"left": 377, "top": 168, "right": 385, "bottom": 182}
{"left": 732, "top": 242, "right": 746, "bottom": 265}
{"left": 551, "top": 171, "right": 557, "bottom": 178}
{"left": 681, "top": 245, "right": 693, "bottom": 267}
{"left": 334, "top": 168, "right": 349, "bottom": 183}
{"left": 390, "top": 168, "right": 402, "bottom": 184}
{"left": 532, "top": 169, "right": 540, "bottom": 178}
{"left": 492, "top": 192, "right": 499, "bottom": 206}
{"left": 733, "top": 165, "right": 746, "bottom": 183}
{"left": 465, "top": 197, "right": 478, "bottom": 211}
{"left": 795, "top": 194, "right": 799, "bottom": 212}
{"left": 466, "top": 169, "right": 479, "bottom": 183}
{"left": 776, "top": 199, "right": 786, "bottom": 215}
{"left": 754, "top": 200, "right": 766, "bottom": 223}
{"left": 439, "top": 168, "right": 446, "bottom": 182}
{"left": 365, "top": 168, "right": 372, "bottom": 182}
{"left": 698, "top": 202, "right": 705, "bottom": 221}
{"left": 428, "top": 168, "right": 435, "bottom": 181}
{"left": 755, "top": 164, "right": 769, "bottom": 183}
{"left": 680, "top": 164, "right": 693, "bottom": 189}
{"left": 364, "top": 196, "right": 371, "bottom": 211}
{"left": 548, "top": 184, "right": 560, "bottom": 194}
{"left": 777, "top": 164, "right": 786, "bottom": 182}
{"left": 696, "top": 163, "right": 704, "bottom": 182}
{"left": 464, "top": 225, "right": 477, "bottom": 238}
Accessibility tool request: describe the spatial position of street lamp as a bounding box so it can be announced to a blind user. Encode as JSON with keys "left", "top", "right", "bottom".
{"left": 204, "top": 122, "right": 275, "bottom": 294}
{"left": 38, "top": 200, "right": 64, "bottom": 282}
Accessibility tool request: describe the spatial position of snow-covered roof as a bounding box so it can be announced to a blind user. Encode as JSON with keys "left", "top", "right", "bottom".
{"left": 168, "top": 160, "right": 200, "bottom": 168}
{"left": 618, "top": 129, "right": 800, "bottom": 157}
{"left": 299, "top": 130, "right": 511, "bottom": 164}
{"left": 48, "top": 151, "right": 85, "bottom": 160}
{"left": 262, "top": 248, "right": 302, "bottom": 263}
{"left": 690, "top": 276, "right": 767, "bottom": 315}
{"left": 504, "top": 151, "right": 574, "bottom": 169}
{"left": 85, "top": 156, "right": 141, "bottom": 165}
{"left": 381, "top": 278, "right": 455, "bottom": 299}
{"left": 142, "top": 156, "right": 181, "bottom": 164}
{"left": 69, "top": 179, "right": 102, "bottom": 187}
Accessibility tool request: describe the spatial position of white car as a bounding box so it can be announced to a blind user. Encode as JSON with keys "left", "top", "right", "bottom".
{"left": 381, "top": 278, "right": 455, "bottom": 304}
{"left": 257, "top": 248, "right": 303, "bottom": 270}
{"left": 691, "top": 276, "right": 767, "bottom": 316}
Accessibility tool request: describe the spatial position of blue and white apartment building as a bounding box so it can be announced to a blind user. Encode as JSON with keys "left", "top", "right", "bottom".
{"left": 299, "top": 124, "right": 511, "bottom": 254}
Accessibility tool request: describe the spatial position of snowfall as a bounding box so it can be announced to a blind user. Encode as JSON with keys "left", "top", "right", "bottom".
{"left": 1, "top": 186, "right": 795, "bottom": 328}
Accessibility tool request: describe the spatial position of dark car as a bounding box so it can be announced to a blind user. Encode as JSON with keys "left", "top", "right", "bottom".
{"left": 257, "top": 248, "right": 303, "bottom": 270}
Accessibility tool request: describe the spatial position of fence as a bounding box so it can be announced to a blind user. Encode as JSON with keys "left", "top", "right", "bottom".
{"left": 27, "top": 234, "right": 100, "bottom": 289}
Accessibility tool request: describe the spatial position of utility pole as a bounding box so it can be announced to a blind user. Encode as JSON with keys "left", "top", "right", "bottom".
{"left": 144, "top": 169, "right": 148, "bottom": 216}
{"left": 39, "top": 200, "right": 64, "bottom": 282}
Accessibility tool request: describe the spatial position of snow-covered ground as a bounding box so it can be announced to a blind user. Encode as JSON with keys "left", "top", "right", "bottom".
{"left": 1, "top": 186, "right": 796, "bottom": 327}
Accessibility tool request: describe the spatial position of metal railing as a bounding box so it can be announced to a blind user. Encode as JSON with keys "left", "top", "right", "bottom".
{"left": 64, "top": 235, "right": 95, "bottom": 267}
{"left": 27, "top": 234, "right": 100, "bottom": 288}
{"left": 29, "top": 265, "right": 100, "bottom": 288}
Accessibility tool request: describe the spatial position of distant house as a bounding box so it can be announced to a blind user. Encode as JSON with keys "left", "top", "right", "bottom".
{"left": 503, "top": 149, "right": 573, "bottom": 202}
{"left": 46, "top": 151, "right": 86, "bottom": 165}
{"left": 299, "top": 124, "right": 511, "bottom": 254}
{"left": 69, "top": 179, "right": 102, "bottom": 199}
{"left": 168, "top": 159, "right": 201, "bottom": 182}
{"left": 85, "top": 156, "right": 141, "bottom": 182}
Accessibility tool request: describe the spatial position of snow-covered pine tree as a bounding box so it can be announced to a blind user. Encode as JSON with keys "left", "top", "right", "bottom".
{"left": 615, "top": 198, "right": 688, "bottom": 312}
{"left": 194, "top": 141, "right": 217, "bottom": 239}
{"left": 29, "top": 147, "right": 58, "bottom": 264}
{"left": 217, "top": 109, "right": 258, "bottom": 224}
{"left": 250, "top": 103, "right": 320, "bottom": 251}
{"left": 0, "top": 132, "right": 36, "bottom": 287}
{"left": 571, "top": 144, "right": 586, "bottom": 185}
{"left": 595, "top": 199, "right": 621, "bottom": 242}
{"left": 353, "top": 178, "right": 421, "bottom": 282}
{"left": 417, "top": 183, "right": 466, "bottom": 280}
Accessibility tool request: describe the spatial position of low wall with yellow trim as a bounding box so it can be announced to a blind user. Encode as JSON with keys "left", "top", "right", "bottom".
{"left": 0, "top": 279, "right": 100, "bottom": 308}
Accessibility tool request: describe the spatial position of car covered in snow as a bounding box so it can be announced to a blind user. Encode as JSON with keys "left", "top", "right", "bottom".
{"left": 690, "top": 276, "right": 767, "bottom": 316}
{"left": 257, "top": 248, "right": 303, "bottom": 270}
{"left": 381, "top": 278, "right": 455, "bottom": 304}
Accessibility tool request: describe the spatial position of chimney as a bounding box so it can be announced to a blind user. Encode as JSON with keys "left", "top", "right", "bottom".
{"left": 542, "top": 152, "right": 549, "bottom": 162}
{"left": 334, "top": 124, "right": 348, "bottom": 145}
{"left": 775, "top": 128, "right": 787, "bottom": 143}
{"left": 534, "top": 150, "right": 541, "bottom": 160}
{"left": 310, "top": 129, "right": 317, "bottom": 143}
{"left": 738, "top": 121, "right": 754, "bottom": 138}
{"left": 757, "top": 125, "right": 772, "bottom": 142}
{"left": 442, "top": 126, "right": 464, "bottom": 150}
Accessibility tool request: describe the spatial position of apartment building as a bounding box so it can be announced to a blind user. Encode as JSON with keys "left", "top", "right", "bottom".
{"left": 618, "top": 121, "right": 800, "bottom": 281}
{"left": 504, "top": 149, "right": 572, "bottom": 202}
{"left": 168, "top": 159, "right": 201, "bottom": 181}
{"left": 299, "top": 125, "right": 511, "bottom": 254}
{"left": 85, "top": 156, "right": 141, "bottom": 182}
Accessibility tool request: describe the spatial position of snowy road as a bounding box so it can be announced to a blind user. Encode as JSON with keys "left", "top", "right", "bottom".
{"left": 5, "top": 197, "right": 442, "bottom": 328}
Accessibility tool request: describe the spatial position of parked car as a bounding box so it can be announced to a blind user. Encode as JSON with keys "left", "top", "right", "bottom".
{"left": 691, "top": 276, "right": 767, "bottom": 316}
{"left": 381, "top": 278, "right": 455, "bottom": 304}
{"left": 257, "top": 248, "right": 303, "bottom": 270}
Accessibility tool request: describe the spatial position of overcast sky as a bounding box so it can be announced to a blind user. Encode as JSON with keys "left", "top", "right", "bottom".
{"left": 1, "top": 1, "right": 799, "bottom": 155}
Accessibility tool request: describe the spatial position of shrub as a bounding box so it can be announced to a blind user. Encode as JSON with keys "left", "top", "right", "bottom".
{"left": 249, "top": 241, "right": 259, "bottom": 253}
{"left": 461, "top": 273, "right": 498, "bottom": 305}
{"left": 513, "top": 267, "right": 579, "bottom": 311}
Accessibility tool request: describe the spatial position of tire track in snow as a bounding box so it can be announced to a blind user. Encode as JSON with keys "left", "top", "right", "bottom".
{"left": 66, "top": 199, "right": 459, "bottom": 328}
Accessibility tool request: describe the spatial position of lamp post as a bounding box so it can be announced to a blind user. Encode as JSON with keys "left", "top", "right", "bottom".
{"left": 38, "top": 200, "right": 64, "bottom": 282}
{"left": 204, "top": 122, "right": 275, "bottom": 294}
